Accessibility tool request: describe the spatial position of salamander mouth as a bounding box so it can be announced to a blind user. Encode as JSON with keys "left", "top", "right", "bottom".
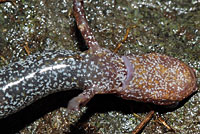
{"left": 121, "top": 56, "right": 134, "bottom": 89}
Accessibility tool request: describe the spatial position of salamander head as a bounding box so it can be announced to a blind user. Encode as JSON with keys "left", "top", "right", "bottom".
{"left": 116, "top": 53, "right": 197, "bottom": 105}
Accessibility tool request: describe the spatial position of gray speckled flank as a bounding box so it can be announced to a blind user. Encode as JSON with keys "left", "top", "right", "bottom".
{"left": 0, "top": 50, "right": 80, "bottom": 118}
{"left": 0, "top": 49, "right": 127, "bottom": 118}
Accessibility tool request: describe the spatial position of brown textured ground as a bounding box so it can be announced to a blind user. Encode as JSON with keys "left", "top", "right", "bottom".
{"left": 0, "top": 0, "right": 199, "bottom": 133}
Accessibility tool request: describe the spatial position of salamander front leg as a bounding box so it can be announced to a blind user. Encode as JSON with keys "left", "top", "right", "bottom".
{"left": 67, "top": 88, "right": 96, "bottom": 111}
{"left": 73, "top": 0, "right": 100, "bottom": 51}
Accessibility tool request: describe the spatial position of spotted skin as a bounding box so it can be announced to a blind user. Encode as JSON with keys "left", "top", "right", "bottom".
{"left": 0, "top": 0, "right": 197, "bottom": 119}
{"left": 0, "top": 49, "right": 126, "bottom": 118}
{"left": 116, "top": 53, "right": 197, "bottom": 105}
{"left": 71, "top": 0, "right": 197, "bottom": 108}
{"left": 73, "top": 0, "right": 99, "bottom": 51}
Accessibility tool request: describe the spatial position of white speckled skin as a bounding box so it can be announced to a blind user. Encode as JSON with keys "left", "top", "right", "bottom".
{"left": 71, "top": 0, "right": 197, "bottom": 107}
{"left": 116, "top": 53, "right": 197, "bottom": 105}
{"left": 0, "top": 0, "right": 197, "bottom": 119}
{"left": 0, "top": 49, "right": 127, "bottom": 118}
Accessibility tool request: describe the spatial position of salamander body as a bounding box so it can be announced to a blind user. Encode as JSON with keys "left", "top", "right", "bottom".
{"left": 0, "top": 48, "right": 127, "bottom": 118}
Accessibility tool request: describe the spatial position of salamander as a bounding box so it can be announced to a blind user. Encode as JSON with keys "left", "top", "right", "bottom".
{"left": 0, "top": 0, "right": 197, "bottom": 119}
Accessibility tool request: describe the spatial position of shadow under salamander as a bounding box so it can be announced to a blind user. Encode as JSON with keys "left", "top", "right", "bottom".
{"left": 0, "top": 89, "right": 197, "bottom": 134}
